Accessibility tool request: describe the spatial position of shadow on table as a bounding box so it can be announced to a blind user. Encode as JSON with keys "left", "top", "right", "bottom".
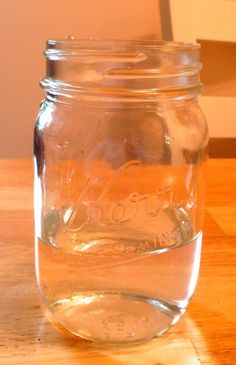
{"left": 187, "top": 301, "right": 236, "bottom": 365}
{"left": 5, "top": 288, "right": 235, "bottom": 365}
{"left": 35, "top": 301, "right": 236, "bottom": 365}
{"left": 34, "top": 310, "right": 200, "bottom": 365}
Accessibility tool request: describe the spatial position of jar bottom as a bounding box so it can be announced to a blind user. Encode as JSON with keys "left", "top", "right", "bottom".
{"left": 48, "top": 291, "right": 184, "bottom": 344}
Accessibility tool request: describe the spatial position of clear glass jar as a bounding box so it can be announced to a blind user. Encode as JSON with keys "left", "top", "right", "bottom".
{"left": 34, "top": 39, "right": 208, "bottom": 344}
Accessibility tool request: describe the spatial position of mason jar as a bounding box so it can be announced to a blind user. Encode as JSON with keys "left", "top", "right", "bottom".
{"left": 34, "top": 39, "right": 208, "bottom": 344}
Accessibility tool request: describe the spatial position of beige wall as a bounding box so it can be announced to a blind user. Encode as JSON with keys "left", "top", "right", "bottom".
{"left": 169, "top": 0, "right": 236, "bottom": 139}
{"left": 170, "top": 0, "right": 236, "bottom": 43}
{"left": 0, "top": 0, "right": 162, "bottom": 157}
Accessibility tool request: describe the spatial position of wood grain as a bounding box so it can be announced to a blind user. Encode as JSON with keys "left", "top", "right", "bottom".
{"left": 0, "top": 159, "right": 236, "bottom": 365}
{"left": 208, "top": 138, "right": 236, "bottom": 158}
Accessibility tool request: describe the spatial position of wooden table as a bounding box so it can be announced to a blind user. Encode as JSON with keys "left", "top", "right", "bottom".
{"left": 1, "top": 159, "right": 236, "bottom": 365}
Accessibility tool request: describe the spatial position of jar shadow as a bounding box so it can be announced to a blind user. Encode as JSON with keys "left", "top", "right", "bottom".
{"left": 35, "top": 309, "right": 202, "bottom": 365}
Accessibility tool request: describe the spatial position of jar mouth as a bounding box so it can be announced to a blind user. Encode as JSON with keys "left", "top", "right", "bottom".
{"left": 46, "top": 38, "right": 200, "bottom": 51}
{"left": 43, "top": 38, "right": 202, "bottom": 100}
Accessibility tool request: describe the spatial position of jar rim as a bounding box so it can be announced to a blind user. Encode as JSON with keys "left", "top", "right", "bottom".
{"left": 43, "top": 38, "right": 202, "bottom": 101}
{"left": 47, "top": 38, "right": 200, "bottom": 52}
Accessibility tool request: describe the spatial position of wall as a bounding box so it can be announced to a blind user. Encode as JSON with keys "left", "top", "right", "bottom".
{"left": 169, "top": 0, "right": 236, "bottom": 139}
{"left": 0, "top": 0, "right": 162, "bottom": 157}
{"left": 169, "top": 0, "right": 236, "bottom": 43}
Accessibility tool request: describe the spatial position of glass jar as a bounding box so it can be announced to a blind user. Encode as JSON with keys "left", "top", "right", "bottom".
{"left": 34, "top": 39, "right": 208, "bottom": 344}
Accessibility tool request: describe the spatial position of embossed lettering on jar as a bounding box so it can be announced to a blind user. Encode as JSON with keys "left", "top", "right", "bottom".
{"left": 34, "top": 39, "right": 208, "bottom": 344}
